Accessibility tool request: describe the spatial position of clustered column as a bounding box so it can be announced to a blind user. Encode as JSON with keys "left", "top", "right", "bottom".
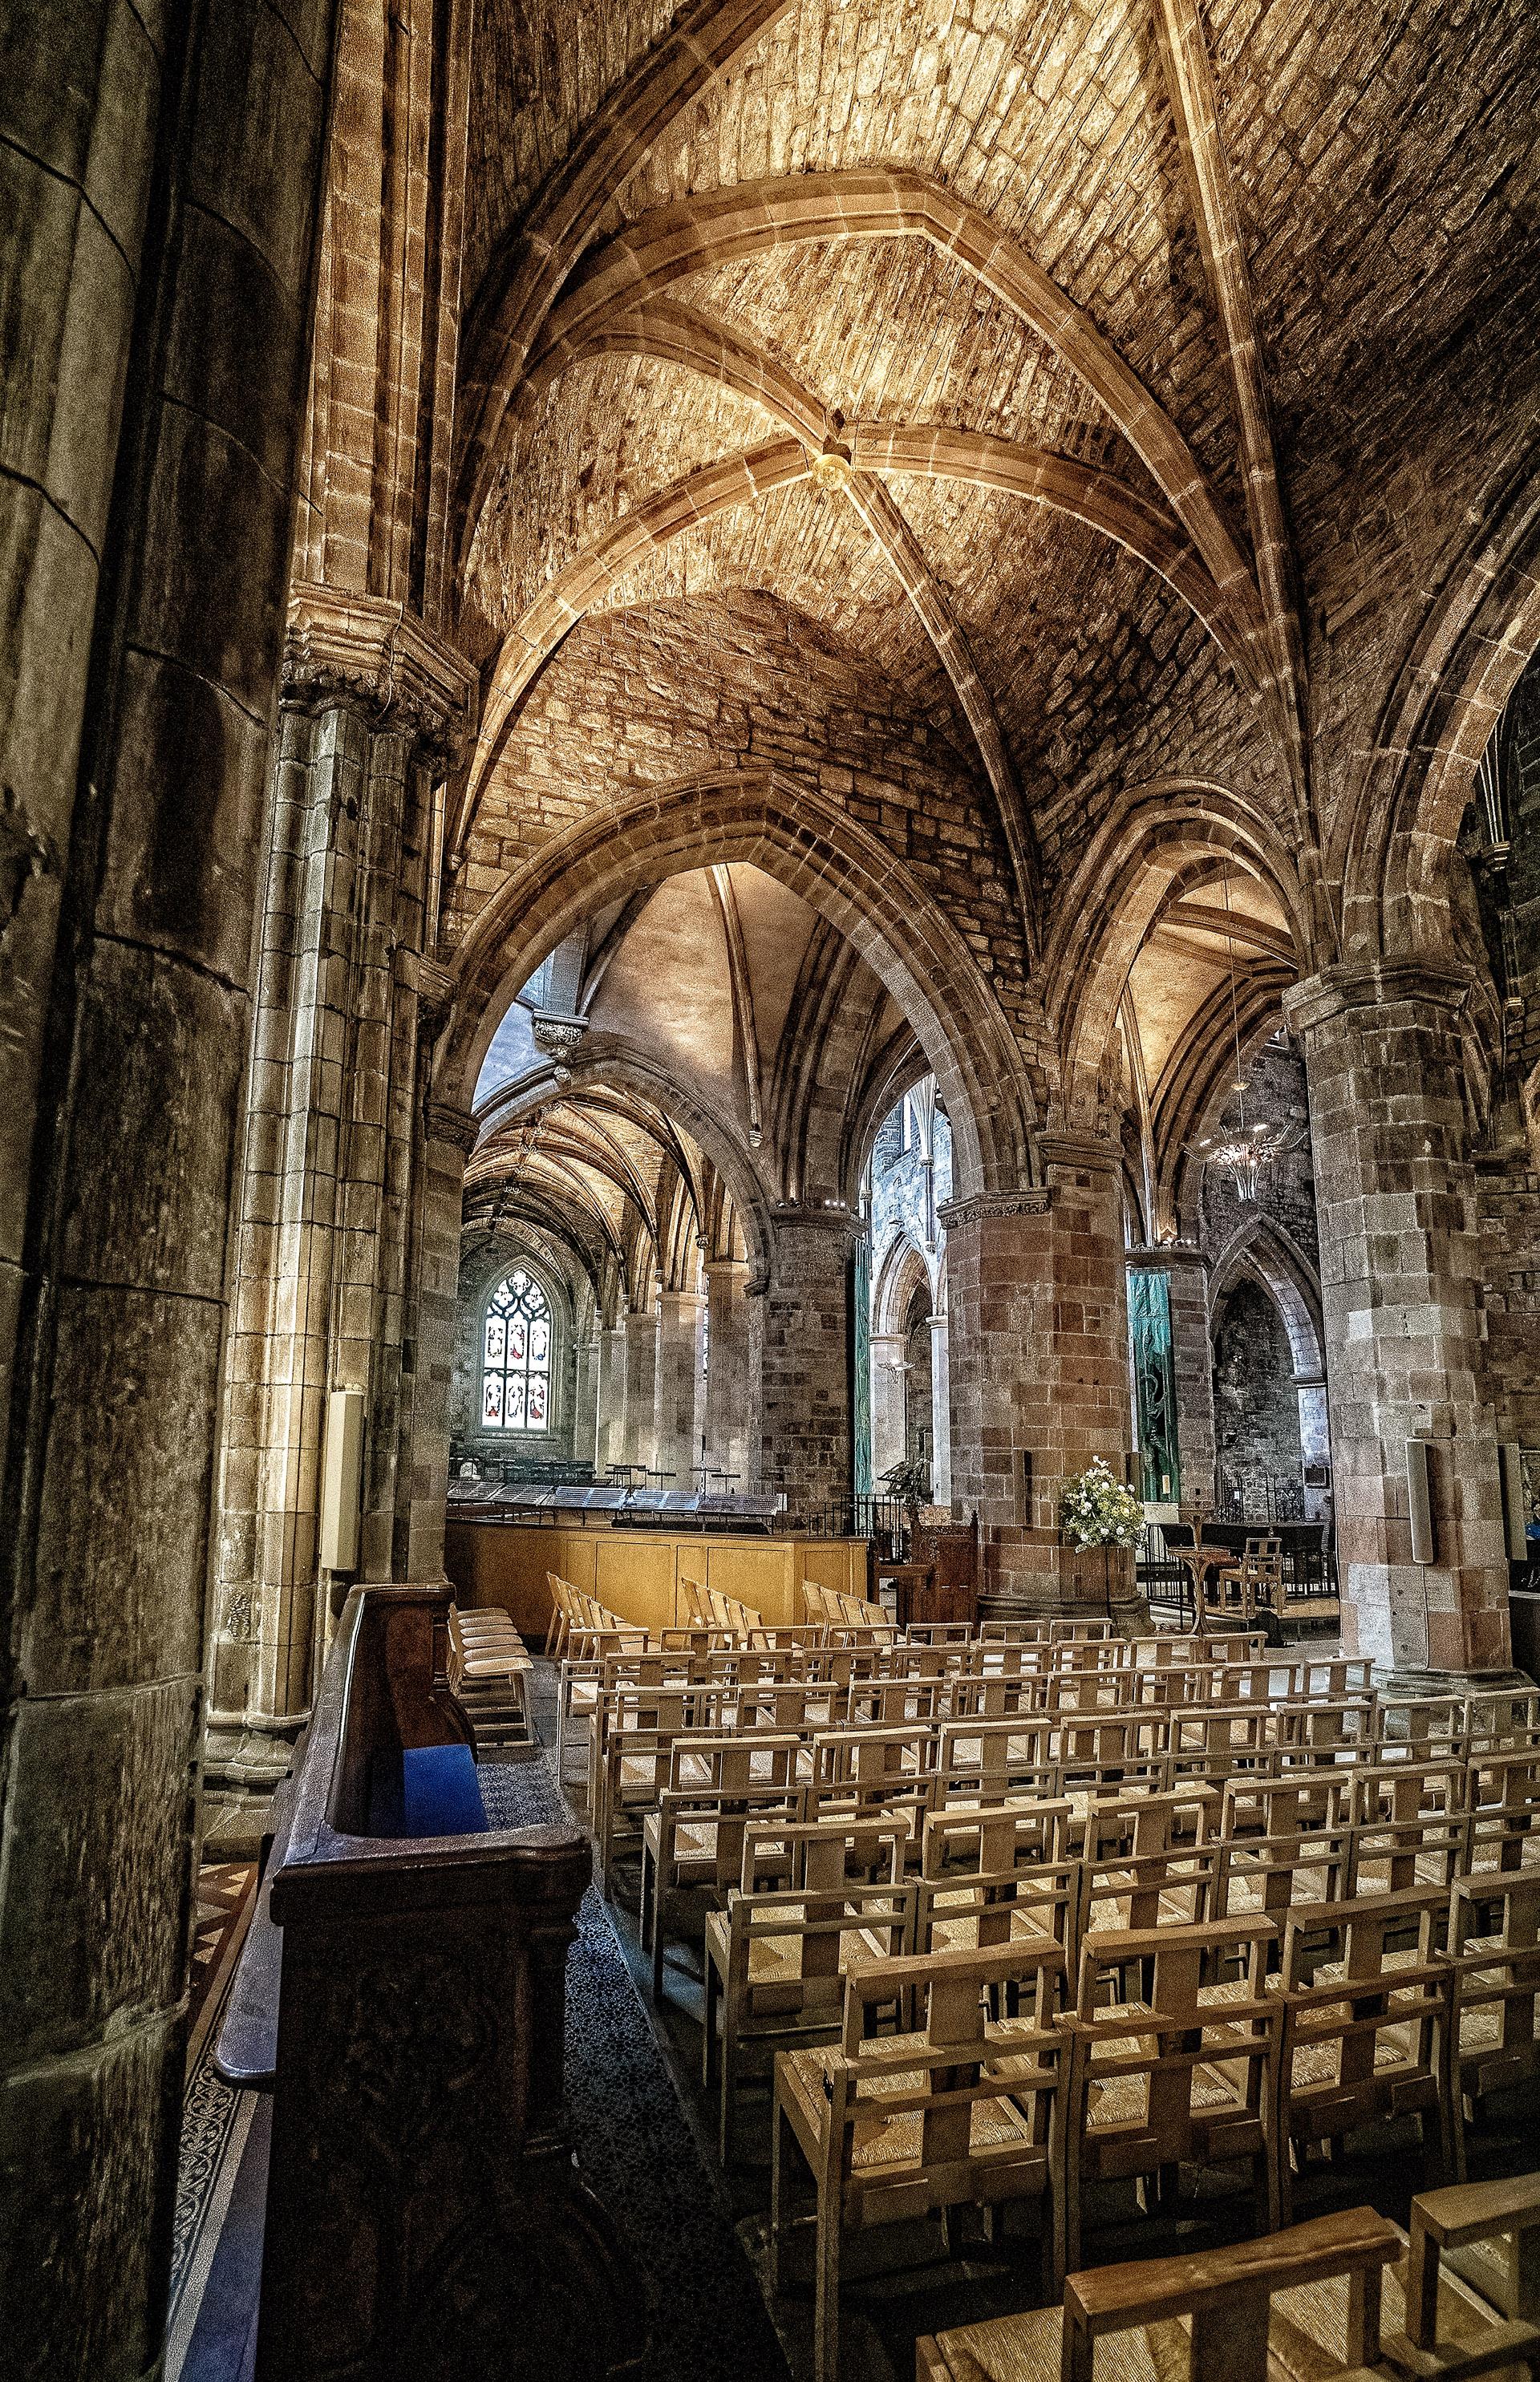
{"left": 942, "top": 1138, "right": 1131, "bottom": 1606}
{"left": 1287, "top": 962, "right": 1510, "bottom": 1670}
{"left": 208, "top": 591, "right": 471, "bottom": 1799}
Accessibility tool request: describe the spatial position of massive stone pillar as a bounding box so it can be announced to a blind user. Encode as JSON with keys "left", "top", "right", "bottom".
{"left": 930, "top": 1311, "right": 954, "bottom": 1508}
{"left": 869, "top": 1333, "right": 909, "bottom": 1482}
{"left": 1287, "top": 963, "right": 1510, "bottom": 1670}
{"left": 207, "top": 594, "right": 471, "bottom": 1799}
{"left": 0, "top": 0, "right": 164, "bottom": 1442}
{"left": 1126, "top": 1244, "right": 1217, "bottom": 1515}
{"left": 703, "top": 1257, "right": 752, "bottom": 1485}
{"left": 752, "top": 1217, "right": 854, "bottom": 1520}
{"left": 596, "top": 1320, "right": 627, "bottom": 1473}
{"left": 654, "top": 1289, "right": 704, "bottom": 1485}
{"left": 573, "top": 1331, "right": 601, "bottom": 1467}
{"left": 943, "top": 1140, "right": 1133, "bottom": 1608}
{"left": 0, "top": 2, "right": 337, "bottom": 2365}
{"left": 623, "top": 1305, "right": 659, "bottom": 1470}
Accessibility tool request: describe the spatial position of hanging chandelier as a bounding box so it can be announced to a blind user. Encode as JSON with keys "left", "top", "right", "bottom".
{"left": 1188, "top": 873, "right": 1299, "bottom": 1202}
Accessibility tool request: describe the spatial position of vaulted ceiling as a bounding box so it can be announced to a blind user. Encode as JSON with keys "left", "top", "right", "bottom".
{"left": 450, "top": 0, "right": 1539, "bottom": 930}
{"left": 445, "top": 0, "right": 1540, "bottom": 1247}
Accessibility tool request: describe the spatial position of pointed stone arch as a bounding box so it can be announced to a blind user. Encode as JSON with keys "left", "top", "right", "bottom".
{"left": 440, "top": 765, "right": 1039, "bottom": 1200}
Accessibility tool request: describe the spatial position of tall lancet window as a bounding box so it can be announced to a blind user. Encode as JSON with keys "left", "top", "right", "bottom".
{"left": 483, "top": 1270, "right": 552, "bottom": 1430}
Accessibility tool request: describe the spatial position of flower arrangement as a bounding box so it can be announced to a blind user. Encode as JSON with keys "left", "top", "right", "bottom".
{"left": 1059, "top": 1457, "right": 1145, "bottom": 1551}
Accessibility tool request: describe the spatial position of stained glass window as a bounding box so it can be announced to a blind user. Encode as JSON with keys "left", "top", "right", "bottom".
{"left": 483, "top": 1270, "right": 552, "bottom": 1432}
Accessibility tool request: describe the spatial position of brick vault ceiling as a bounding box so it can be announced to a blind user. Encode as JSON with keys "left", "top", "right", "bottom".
{"left": 452, "top": 0, "right": 1540, "bottom": 1024}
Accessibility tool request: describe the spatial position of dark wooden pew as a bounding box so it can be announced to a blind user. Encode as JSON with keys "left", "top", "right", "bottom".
{"left": 216, "top": 1583, "right": 641, "bottom": 2380}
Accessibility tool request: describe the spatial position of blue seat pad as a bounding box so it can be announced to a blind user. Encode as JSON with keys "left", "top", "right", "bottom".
{"left": 367, "top": 1742, "right": 488, "bottom": 1837}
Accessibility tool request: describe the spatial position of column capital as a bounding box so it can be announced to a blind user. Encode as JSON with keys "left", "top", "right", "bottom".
{"left": 424, "top": 1101, "right": 479, "bottom": 1155}
{"left": 937, "top": 1186, "right": 1052, "bottom": 1230}
{"left": 768, "top": 1209, "right": 861, "bottom": 1284}
{"left": 1036, "top": 1129, "right": 1121, "bottom": 1181}
{"left": 1125, "top": 1241, "right": 1209, "bottom": 1275}
{"left": 703, "top": 1254, "right": 752, "bottom": 1278}
{"left": 1284, "top": 958, "right": 1473, "bottom": 1036}
{"left": 282, "top": 584, "right": 476, "bottom": 767}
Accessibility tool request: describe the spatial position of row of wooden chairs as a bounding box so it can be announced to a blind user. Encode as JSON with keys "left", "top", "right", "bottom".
{"left": 593, "top": 1708, "right": 1540, "bottom": 1890}
{"left": 802, "top": 1583, "right": 898, "bottom": 1637}
{"left": 918, "top": 2177, "right": 1540, "bottom": 2382}
{"left": 760, "top": 1898, "right": 1540, "bottom": 2382}
{"left": 445, "top": 1602, "right": 534, "bottom": 1751}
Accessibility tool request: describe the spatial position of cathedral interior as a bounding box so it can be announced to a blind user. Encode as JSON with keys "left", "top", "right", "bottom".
{"left": 4, "top": 2, "right": 1540, "bottom": 2377}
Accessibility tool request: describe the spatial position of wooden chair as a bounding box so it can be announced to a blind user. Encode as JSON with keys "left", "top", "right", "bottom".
{"left": 772, "top": 1938, "right": 1069, "bottom": 2382}
{"left": 937, "top": 1716, "right": 1059, "bottom": 1804}
{"left": 1386, "top": 2173, "right": 1540, "bottom": 2380}
{"left": 639, "top": 1735, "right": 804, "bottom": 1999}
{"left": 1448, "top": 1874, "right": 1540, "bottom": 2159}
{"left": 1077, "top": 1791, "right": 1222, "bottom": 1944}
{"left": 1466, "top": 1751, "right": 1540, "bottom": 1877}
{"left": 703, "top": 1868, "right": 917, "bottom": 2162}
{"left": 445, "top": 1604, "right": 534, "bottom": 1752}
{"left": 1347, "top": 1760, "right": 1469, "bottom": 1898}
{"left": 918, "top": 1801, "right": 1078, "bottom": 1963}
{"left": 1276, "top": 1886, "right": 1456, "bottom": 2216}
{"left": 1064, "top": 1915, "right": 1284, "bottom": 2269}
{"left": 1218, "top": 1775, "right": 1353, "bottom": 1930}
{"left": 916, "top": 2204, "right": 1402, "bottom": 2382}
{"left": 1465, "top": 1691, "right": 1540, "bottom": 1756}
{"left": 1376, "top": 1693, "right": 1471, "bottom": 1764}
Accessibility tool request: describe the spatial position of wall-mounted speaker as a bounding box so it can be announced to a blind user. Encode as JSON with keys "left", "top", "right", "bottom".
{"left": 1406, "top": 1439, "right": 1435, "bottom": 1566}
{"left": 319, "top": 1387, "right": 366, "bottom": 1572}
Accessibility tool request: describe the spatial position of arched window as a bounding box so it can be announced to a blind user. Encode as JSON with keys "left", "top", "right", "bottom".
{"left": 482, "top": 1270, "right": 553, "bottom": 1431}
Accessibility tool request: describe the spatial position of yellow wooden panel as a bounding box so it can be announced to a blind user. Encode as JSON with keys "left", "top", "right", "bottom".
{"left": 594, "top": 1534, "right": 677, "bottom": 1631}
{"left": 704, "top": 1539, "right": 796, "bottom": 1624}
{"left": 797, "top": 1538, "right": 869, "bottom": 1602}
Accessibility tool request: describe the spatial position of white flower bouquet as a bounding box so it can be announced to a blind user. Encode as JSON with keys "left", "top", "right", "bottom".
{"left": 1059, "top": 1457, "right": 1145, "bottom": 1551}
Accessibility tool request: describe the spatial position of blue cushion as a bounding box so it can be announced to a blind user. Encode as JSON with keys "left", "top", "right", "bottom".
{"left": 367, "top": 1743, "right": 488, "bottom": 1838}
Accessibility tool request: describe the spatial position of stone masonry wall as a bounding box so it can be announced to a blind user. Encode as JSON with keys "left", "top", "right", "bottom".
{"left": 1214, "top": 1276, "right": 1303, "bottom": 1494}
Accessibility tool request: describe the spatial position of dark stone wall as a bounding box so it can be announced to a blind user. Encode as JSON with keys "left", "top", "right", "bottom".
{"left": 1213, "top": 1277, "right": 1302, "bottom": 1497}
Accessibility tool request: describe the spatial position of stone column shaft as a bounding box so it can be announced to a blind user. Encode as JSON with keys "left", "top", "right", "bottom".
{"left": 654, "top": 1290, "right": 704, "bottom": 1485}
{"left": 209, "top": 593, "right": 472, "bottom": 1780}
{"left": 596, "top": 1323, "right": 627, "bottom": 1473}
{"left": 1287, "top": 963, "right": 1510, "bottom": 1670}
{"left": 573, "top": 1334, "right": 601, "bottom": 1467}
{"left": 943, "top": 1142, "right": 1133, "bottom": 1606}
{"left": 869, "top": 1333, "right": 909, "bottom": 1482}
{"left": 703, "top": 1258, "right": 752, "bottom": 1485}
{"left": 623, "top": 1307, "right": 659, "bottom": 1470}
{"left": 752, "top": 1218, "right": 854, "bottom": 1521}
{"left": 930, "top": 1312, "right": 953, "bottom": 1508}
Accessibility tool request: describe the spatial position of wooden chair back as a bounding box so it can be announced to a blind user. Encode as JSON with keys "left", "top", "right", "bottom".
{"left": 1449, "top": 1873, "right": 1540, "bottom": 2113}
{"left": 1278, "top": 1884, "right": 1455, "bottom": 2209}
{"left": 1066, "top": 1915, "right": 1283, "bottom": 2267}
{"left": 1396, "top": 2173, "right": 1540, "bottom": 2376}
{"left": 1058, "top": 2204, "right": 1401, "bottom": 2382}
